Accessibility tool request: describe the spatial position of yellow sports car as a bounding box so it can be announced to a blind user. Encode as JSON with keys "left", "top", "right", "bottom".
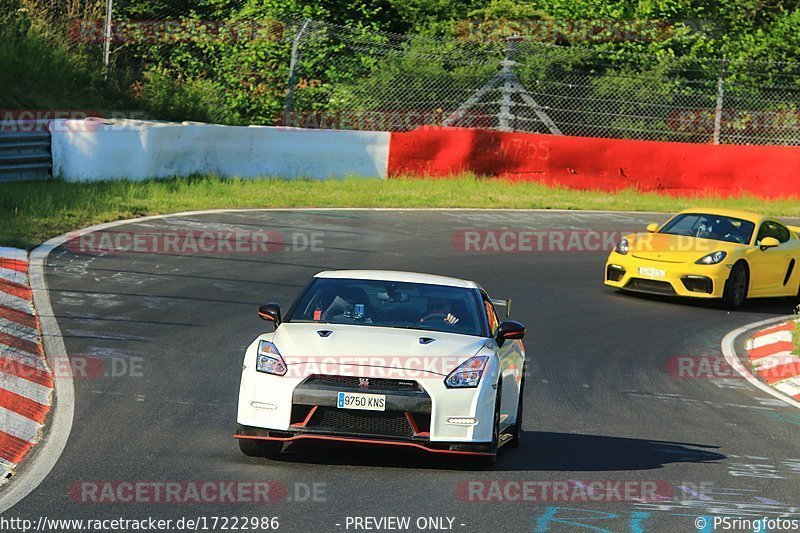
{"left": 604, "top": 208, "right": 800, "bottom": 309}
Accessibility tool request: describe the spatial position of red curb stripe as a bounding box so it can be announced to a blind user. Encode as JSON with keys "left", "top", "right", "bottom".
{"left": 0, "top": 357, "right": 52, "bottom": 388}
{"left": 0, "top": 430, "right": 34, "bottom": 464}
{"left": 0, "top": 388, "right": 49, "bottom": 423}
{"left": 0, "top": 259, "right": 28, "bottom": 274}
{"left": 0, "top": 331, "right": 40, "bottom": 358}
{"left": 0, "top": 305, "right": 36, "bottom": 329}
{"left": 753, "top": 323, "right": 794, "bottom": 338}
{"left": 762, "top": 363, "right": 800, "bottom": 384}
{"left": 0, "top": 280, "right": 32, "bottom": 301}
{"left": 748, "top": 341, "right": 794, "bottom": 360}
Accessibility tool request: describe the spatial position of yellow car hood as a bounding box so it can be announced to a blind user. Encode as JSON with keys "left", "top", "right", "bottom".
{"left": 627, "top": 233, "right": 738, "bottom": 263}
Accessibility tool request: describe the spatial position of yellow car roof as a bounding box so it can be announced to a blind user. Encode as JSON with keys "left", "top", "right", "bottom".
{"left": 676, "top": 207, "right": 766, "bottom": 223}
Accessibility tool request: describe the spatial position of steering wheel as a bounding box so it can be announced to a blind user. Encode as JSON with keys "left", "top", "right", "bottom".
{"left": 420, "top": 313, "right": 448, "bottom": 323}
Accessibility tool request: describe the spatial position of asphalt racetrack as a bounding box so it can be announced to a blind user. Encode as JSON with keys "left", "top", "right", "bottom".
{"left": 7, "top": 210, "right": 800, "bottom": 532}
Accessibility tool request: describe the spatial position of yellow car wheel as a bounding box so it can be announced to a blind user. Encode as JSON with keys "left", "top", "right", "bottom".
{"left": 722, "top": 262, "right": 749, "bottom": 309}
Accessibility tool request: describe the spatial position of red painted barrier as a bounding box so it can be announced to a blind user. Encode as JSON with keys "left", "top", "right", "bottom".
{"left": 388, "top": 128, "right": 800, "bottom": 198}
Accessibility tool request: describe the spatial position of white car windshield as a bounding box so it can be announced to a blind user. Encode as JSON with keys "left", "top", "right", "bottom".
{"left": 285, "top": 278, "right": 486, "bottom": 337}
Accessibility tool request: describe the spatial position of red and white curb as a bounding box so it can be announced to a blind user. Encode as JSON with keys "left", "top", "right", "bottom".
{"left": 746, "top": 321, "right": 800, "bottom": 400}
{"left": 0, "top": 247, "right": 53, "bottom": 481}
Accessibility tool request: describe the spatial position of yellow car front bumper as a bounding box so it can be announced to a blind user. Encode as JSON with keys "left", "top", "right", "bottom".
{"left": 604, "top": 251, "right": 732, "bottom": 299}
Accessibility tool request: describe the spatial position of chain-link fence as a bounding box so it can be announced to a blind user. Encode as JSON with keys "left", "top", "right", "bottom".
{"left": 66, "top": 4, "right": 800, "bottom": 145}
{"left": 284, "top": 20, "right": 800, "bottom": 145}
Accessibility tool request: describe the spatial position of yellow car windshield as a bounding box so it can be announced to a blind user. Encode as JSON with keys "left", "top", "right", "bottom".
{"left": 660, "top": 213, "right": 755, "bottom": 244}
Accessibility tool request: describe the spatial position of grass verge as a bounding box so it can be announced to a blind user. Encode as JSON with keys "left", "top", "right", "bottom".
{"left": 2, "top": 175, "right": 800, "bottom": 249}
{"left": 793, "top": 320, "right": 800, "bottom": 356}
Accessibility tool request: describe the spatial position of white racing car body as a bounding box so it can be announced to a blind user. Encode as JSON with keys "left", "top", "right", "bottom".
{"left": 235, "top": 270, "right": 527, "bottom": 465}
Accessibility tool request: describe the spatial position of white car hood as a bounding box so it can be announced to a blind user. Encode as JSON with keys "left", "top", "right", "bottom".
{"left": 271, "top": 323, "right": 489, "bottom": 376}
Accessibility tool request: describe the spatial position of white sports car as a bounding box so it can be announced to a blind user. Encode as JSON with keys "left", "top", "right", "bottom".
{"left": 235, "top": 270, "right": 527, "bottom": 465}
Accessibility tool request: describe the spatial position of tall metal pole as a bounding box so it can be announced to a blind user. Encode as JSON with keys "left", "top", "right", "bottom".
{"left": 102, "top": 0, "right": 114, "bottom": 81}
{"left": 285, "top": 19, "right": 310, "bottom": 126}
{"left": 443, "top": 33, "right": 561, "bottom": 134}
{"left": 713, "top": 60, "right": 726, "bottom": 145}
{"left": 498, "top": 36, "right": 521, "bottom": 131}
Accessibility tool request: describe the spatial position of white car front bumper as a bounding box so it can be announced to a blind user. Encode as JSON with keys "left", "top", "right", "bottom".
{"left": 236, "top": 350, "right": 501, "bottom": 454}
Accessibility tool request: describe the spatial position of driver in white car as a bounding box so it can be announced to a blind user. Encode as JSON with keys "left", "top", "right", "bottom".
{"left": 420, "top": 297, "right": 460, "bottom": 325}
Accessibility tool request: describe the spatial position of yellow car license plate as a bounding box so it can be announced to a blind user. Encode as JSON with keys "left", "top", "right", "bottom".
{"left": 638, "top": 266, "right": 666, "bottom": 278}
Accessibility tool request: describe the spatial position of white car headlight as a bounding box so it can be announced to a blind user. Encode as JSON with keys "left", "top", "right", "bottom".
{"left": 445, "top": 355, "right": 489, "bottom": 388}
{"left": 695, "top": 251, "right": 727, "bottom": 265}
{"left": 614, "top": 238, "right": 630, "bottom": 255}
{"left": 255, "top": 340, "right": 287, "bottom": 376}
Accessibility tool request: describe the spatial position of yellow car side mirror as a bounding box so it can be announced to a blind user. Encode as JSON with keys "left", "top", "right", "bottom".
{"left": 646, "top": 223, "right": 659, "bottom": 233}
{"left": 760, "top": 237, "right": 780, "bottom": 249}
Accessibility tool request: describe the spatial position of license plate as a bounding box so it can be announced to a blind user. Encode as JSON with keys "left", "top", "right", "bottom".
{"left": 638, "top": 266, "right": 666, "bottom": 278}
{"left": 337, "top": 391, "right": 386, "bottom": 411}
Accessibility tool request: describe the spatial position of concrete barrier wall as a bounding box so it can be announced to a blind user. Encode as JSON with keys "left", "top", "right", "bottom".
{"left": 388, "top": 127, "right": 800, "bottom": 198}
{"left": 49, "top": 120, "right": 800, "bottom": 197}
{"left": 51, "top": 119, "right": 390, "bottom": 181}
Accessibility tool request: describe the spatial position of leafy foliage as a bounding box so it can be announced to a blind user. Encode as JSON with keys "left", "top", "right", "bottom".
{"left": 2, "top": 0, "right": 800, "bottom": 137}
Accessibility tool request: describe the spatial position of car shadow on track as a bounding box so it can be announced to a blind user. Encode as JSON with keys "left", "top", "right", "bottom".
{"left": 495, "top": 431, "right": 724, "bottom": 472}
{"left": 608, "top": 290, "right": 797, "bottom": 315}
{"left": 256, "top": 431, "right": 724, "bottom": 472}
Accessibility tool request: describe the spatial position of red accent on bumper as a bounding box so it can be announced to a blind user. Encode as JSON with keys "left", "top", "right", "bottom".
{"left": 290, "top": 405, "right": 318, "bottom": 428}
{"left": 405, "top": 411, "right": 420, "bottom": 435}
{"left": 233, "top": 433, "right": 493, "bottom": 456}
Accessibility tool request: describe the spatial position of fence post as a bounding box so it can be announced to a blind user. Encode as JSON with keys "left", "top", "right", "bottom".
{"left": 102, "top": 0, "right": 114, "bottom": 81}
{"left": 284, "top": 19, "right": 311, "bottom": 126}
{"left": 498, "top": 35, "right": 522, "bottom": 131}
{"left": 713, "top": 60, "right": 726, "bottom": 145}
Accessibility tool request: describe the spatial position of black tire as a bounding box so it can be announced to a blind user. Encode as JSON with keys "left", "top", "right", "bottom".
{"left": 509, "top": 371, "right": 525, "bottom": 448}
{"left": 238, "top": 438, "right": 283, "bottom": 458}
{"left": 476, "top": 380, "right": 501, "bottom": 467}
{"left": 795, "top": 280, "right": 800, "bottom": 308}
{"left": 722, "top": 262, "right": 748, "bottom": 310}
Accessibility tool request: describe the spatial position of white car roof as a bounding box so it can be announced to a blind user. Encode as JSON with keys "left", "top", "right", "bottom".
{"left": 314, "top": 270, "right": 480, "bottom": 289}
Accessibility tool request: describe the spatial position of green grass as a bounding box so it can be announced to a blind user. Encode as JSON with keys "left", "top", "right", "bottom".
{"left": 0, "top": 26, "right": 125, "bottom": 111}
{"left": 3, "top": 175, "right": 800, "bottom": 249}
{"left": 793, "top": 320, "right": 800, "bottom": 356}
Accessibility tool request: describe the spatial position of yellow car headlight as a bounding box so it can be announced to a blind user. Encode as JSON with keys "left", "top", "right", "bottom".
{"left": 696, "top": 251, "right": 727, "bottom": 265}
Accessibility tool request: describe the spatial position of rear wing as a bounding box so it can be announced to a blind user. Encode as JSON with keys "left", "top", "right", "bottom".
{"left": 491, "top": 298, "right": 511, "bottom": 318}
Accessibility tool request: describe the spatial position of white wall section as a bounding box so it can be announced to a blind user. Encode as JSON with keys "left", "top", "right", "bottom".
{"left": 50, "top": 119, "right": 390, "bottom": 181}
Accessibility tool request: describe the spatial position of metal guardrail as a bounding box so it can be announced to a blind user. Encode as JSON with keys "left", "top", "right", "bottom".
{"left": 0, "top": 121, "right": 52, "bottom": 181}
